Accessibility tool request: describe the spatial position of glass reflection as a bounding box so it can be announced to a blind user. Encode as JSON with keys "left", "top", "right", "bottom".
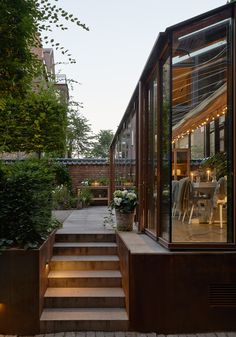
{"left": 114, "top": 112, "right": 136, "bottom": 190}
{"left": 161, "top": 57, "right": 171, "bottom": 241}
{"left": 147, "top": 77, "right": 158, "bottom": 233}
{"left": 171, "top": 18, "right": 232, "bottom": 243}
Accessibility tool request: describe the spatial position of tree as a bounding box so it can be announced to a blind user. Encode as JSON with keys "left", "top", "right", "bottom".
{"left": 0, "top": 85, "right": 67, "bottom": 157}
{"left": 0, "top": 0, "right": 40, "bottom": 100}
{"left": 0, "top": 0, "right": 88, "bottom": 102}
{"left": 0, "top": 0, "right": 88, "bottom": 157}
{"left": 66, "top": 107, "right": 94, "bottom": 158}
{"left": 90, "top": 130, "right": 114, "bottom": 158}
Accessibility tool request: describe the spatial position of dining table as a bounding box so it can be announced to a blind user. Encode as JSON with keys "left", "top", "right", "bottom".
{"left": 191, "top": 181, "right": 217, "bottom": 223}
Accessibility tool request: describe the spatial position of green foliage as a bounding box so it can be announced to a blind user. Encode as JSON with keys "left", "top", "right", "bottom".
{"left": 90, "top": 130, "right": 114, "bottom": 158}
{"left": 50, "top": 162, "right": 77, "bottom": 209}
{"left": 0, "top": 0, "right": 41, "bottom": 99}
{"left": 0, "top": 85, "right": 67, "bottom": 156}
{"left": 51, "top": 161, "right": 72, "bottom": 191}
{"left": 0, "top": 0, "right": 89, "bottom": 100}
{"left": 0, "top": 159, "right": 59, "bottom": 249}
{"left": 79, "top": 187, "right": 93, "bottom": 206}
{"left": 97, "top": 177, "right": 109, "bottom": 186}
{"left": 67, "top": 107, "right": 94, "bottom": 158}
{"left": 52, "top": 184, "right": 77, "bottom": 210}
{"left": 36, "top": 0, "right": 89, "bottom": 64}
{"left": 200, "top": 152, "right": 228, "bottom": 180}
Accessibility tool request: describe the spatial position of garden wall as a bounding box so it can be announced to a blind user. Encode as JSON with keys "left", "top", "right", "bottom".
{"left": 57, "top": 158, "right": 109, "bottom": 191}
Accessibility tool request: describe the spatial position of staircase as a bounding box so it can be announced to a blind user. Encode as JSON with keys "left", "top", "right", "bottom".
{"left": 40, "top": 232, "right": 129, "bottom": 332}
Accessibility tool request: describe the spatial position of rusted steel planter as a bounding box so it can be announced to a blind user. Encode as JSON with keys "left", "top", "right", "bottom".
{"left": 0, "top": 230, "right": 56, "bottom": 335}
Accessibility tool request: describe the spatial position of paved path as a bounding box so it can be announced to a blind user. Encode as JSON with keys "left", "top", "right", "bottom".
{"left": 55, "top": 206, "right": 115, "bottom": 233}
{"left": 1, "top": 331, "right": 236, "bottom": 337}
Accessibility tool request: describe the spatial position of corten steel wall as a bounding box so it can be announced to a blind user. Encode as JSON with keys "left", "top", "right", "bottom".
{"left": 117, "top": 234, "right": 236, "bottom": 333}
{"left": 0, "top": 231, "right": 56, "bottom": 335}
{"left": 67, "top": 164, "right": 109, "bottom": 190}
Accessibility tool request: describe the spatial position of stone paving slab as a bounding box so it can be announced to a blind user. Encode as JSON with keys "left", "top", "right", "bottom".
{"left": 56, "top": 207, "right": 115, "bottom": 233}
{"left": 52, "top": 210, "right": 74, "bottom": 224}
{"left": 2, "top": 332, "right": 236, "bottom": 337}
{"left": 1, "top": 331, "right": 236, "bottom": 336}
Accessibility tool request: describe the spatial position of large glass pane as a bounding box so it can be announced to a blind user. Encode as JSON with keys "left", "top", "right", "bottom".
{"left": 146, "top": 77, "right": 158, "bottom": 233}
{"left": 171, "top": 17, "right": 232, "bottom": 243}
{"left": 161, "top": 57, "right": 171, "bottom": 241}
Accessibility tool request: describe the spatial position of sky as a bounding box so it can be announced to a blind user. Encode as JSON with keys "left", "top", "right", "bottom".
{"left": 48, "top": 0, "right": 226, "bottom": 134}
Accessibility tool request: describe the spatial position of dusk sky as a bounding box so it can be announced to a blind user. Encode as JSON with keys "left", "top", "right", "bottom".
{"left": 48, "top": 0, "right": 226, "bottom": 134}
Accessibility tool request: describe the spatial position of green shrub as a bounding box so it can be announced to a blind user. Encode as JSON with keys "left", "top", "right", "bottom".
{"left": 79, "top": 187, "right": 93, "bottom": 206}
{"left": 0, "top": 159, "right": 59, "bottom": 249}
{"left": 52, "top": 184, "right": 77, "bottom": 209}
{"left": 51, "top": 161, "right": 73, "bottom": 191}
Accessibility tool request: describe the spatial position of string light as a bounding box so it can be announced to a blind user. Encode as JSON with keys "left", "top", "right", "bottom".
{"left": 172, "top": 106, "right": 227, "bottom": 143}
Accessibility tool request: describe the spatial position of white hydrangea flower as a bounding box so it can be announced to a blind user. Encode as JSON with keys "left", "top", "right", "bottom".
{"left": 122, "top": 190, "right": 128, "bottom": 196}
{"left": 114, "top": 197, "right": 122, "bottom": 206}
{"left": 127, "top": 192, "right": 136, "bottom": 200}
{"left": 113, "top": 190, "right": 123, "bottom": 198}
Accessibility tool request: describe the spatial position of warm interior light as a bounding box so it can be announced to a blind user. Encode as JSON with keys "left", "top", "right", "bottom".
{"left": 0, "top": 303, "right": 6, "bottom": 312}
{"left": 207, "top": 169, "right": 211, "bottom": 181}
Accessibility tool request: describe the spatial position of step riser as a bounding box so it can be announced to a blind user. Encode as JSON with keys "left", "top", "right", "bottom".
{"left": 50, "top": 260, "right": 120, "bottom": 271}
{"left": 44, "top": 297, "right": 125, "bottom": 308}
{"left": 53, "top": 246, "right": 117, "bottom": 256}
{"left": 55, "top": 234, "right": 116, "bottom": 243}
{"left": 48, "top": 277, "right": 122, "bottom": 288}
{"left": 40, "top": 320, "right": 129, "bottom": 332}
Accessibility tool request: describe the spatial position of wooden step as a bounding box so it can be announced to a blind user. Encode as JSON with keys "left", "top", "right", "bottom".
{"left": 55, "top": 233, "right": 116, "bottom": 243}
{"left": 50, "top": 255, "right": 120, "bottom": 271}
{"left": 48, "top": 270, "right": 122, "bottom": 287}
{"left": 40, "top": 308, "right": 129, "bottom": 332}
{"left": 53, "top": 242, "right": 117, "bottom": 256}
{"left": 44, "top": 287, "right": 125, "bottom": 308}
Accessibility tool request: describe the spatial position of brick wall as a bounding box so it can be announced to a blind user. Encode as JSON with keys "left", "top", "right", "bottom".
{"left": 67, "top": 164, "right": 109, "bottom": 191}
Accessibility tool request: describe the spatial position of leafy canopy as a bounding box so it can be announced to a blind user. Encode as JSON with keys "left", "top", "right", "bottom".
{"left": 66, "top": 104, "right": 94, "bottom": 158}
{"left": 0, "top": 0, "right": 89, "bottom": 100}
{"left": 0, "top": 85, "right": 67, "bottom": 156}
{"left": 90, "top": 129, "right": 114, "bottom": 158}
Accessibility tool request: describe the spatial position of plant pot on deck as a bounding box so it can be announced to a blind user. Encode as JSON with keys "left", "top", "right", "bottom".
{"left": 115, "top": 210, "right": 135, "bottom": 231}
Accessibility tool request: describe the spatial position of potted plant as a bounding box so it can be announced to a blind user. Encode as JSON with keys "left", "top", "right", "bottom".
{"left": 110, "top": 189, "right": 138, "bottom": 231}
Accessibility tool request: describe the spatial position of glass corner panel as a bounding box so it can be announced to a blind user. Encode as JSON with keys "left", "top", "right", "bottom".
{"left": 171, "top": 15, "right": 233, "bottom": 244}
{"left": 160, "top": 56, "right": 171, "bottom": 242}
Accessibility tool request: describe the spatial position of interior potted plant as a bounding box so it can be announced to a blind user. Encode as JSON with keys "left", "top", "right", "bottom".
{"left": 110, "top": 189, "right": 138, "bottom": 231}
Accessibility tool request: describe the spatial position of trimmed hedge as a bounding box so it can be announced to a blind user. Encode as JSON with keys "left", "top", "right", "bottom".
{"left": 0, "top": 159, "right": 57, "bottom": 249}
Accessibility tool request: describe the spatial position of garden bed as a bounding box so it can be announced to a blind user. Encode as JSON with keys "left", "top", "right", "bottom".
{"left": 0, "top": 230, "right": 56, "bottom": 335}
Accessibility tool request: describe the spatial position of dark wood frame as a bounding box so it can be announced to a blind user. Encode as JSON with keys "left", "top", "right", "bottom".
{"left": 110, "top": 2, "right": 236, "bottom": 250}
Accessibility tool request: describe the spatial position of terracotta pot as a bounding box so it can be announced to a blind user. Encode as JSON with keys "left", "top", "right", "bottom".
{"left": 115, "top": 210, "right": 135, "bottom": 231}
